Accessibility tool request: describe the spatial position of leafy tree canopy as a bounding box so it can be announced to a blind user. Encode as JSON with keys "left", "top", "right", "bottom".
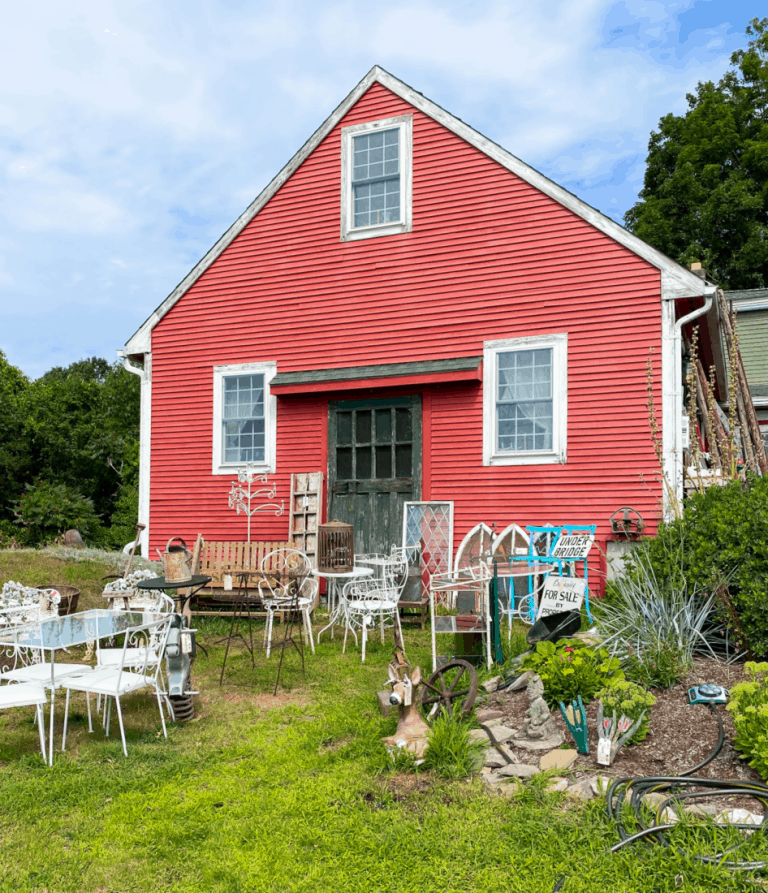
{"left": 625, "top": 17, "right": 768, "bottom": 289}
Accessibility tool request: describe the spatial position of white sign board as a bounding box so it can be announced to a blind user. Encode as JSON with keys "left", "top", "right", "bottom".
{"left": 536, "top": 575, "right": 586, "bottom": 619}
{"left": 550, "top": 534, "right": 594, "bottom": 561}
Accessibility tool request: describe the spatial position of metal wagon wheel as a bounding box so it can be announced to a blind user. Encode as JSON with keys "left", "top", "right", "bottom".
{"left": 421, "top": 659, "right": 478, "bottom": 719}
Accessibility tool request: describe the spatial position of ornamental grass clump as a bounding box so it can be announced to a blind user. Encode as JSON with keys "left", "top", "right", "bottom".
{"left": 727, "top": 662, "right": 768, "bottom": 781}
{"left": 520, "top": 639, "right": 623, "bottom": 708}
{"left": 596, "top": 679, "right": 656, "bottom": 744}
{"left": 421, "top": 710, "right": 486, "bottom": 780}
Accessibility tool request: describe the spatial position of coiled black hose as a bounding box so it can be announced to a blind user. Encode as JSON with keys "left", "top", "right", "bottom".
{"left": 605, "top": 703, "right": 768, "bottom": 871}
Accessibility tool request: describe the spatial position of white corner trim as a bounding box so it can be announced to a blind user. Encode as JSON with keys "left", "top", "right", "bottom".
{"left": 125, "top": 65, "right": 712, "bottom": 354}
{"left": 119, "top": 349, "right": 152, "bottom": 558}
{"left": 340, "top": 114, "right": 413, "bottom": 242}
{"left": 212, "top": 361, "right": 277, "bottom": 475}
{"left": 482, "top": 333, "right": 567, "bottom": 467}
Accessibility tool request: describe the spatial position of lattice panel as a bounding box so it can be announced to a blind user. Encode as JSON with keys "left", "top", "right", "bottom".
{"left": 402, "top": 501, "right": 454, "bottom": 601}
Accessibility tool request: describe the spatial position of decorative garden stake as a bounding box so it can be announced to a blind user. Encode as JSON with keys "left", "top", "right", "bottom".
{"left": 596, "top": 703, "right": 645, "bottom": 766}
{"left": 382, "top": 650, "right": 430, "bottom": 759}
{"left": 227, "top": 463, "right": 284, "bottom": 543}
{"left": 559, "top": 696, "right": 589, "bottom": 754}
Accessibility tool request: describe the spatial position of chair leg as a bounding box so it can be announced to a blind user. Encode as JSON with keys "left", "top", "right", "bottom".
{"left": 342, "top": 617, "right": 349, "bottom": 654}
{"left": 156, "top": 691, "right": 168, "bottom": 740}
{"left": 36, "top": 704, "right": 47, "bottom": 762}
{"left": 62, "top": 689, "right": 71, "bottom": 750}
{"left": 303, "top": 608, "right": 315, "bottom": 655}
{"left": 105, "top": 698, "right": 112, "bottom": 738}
{"left": 361, "top": 617, "right": 368, "bottom": 663}
{"left": 86, "top": 692, "right": 93, "bottom": 733}
{"left": 114, "top": 697, "right": 128, "bottom": 757}
{"left": 266, "top": 609, "right": 273, "bottom": 659}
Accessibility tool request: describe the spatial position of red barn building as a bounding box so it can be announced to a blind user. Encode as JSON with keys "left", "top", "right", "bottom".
{"left": 121, "top": 67, "right": 718, "bottom": 586}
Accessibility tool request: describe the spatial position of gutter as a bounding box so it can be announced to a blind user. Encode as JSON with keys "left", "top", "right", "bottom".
{"left": 118, "top": 349, "right": 151, "bottom": 558}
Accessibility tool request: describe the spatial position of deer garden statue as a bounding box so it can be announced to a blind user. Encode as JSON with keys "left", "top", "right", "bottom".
{"left": 382, "top": 650, "right": 431, "bottom": 759}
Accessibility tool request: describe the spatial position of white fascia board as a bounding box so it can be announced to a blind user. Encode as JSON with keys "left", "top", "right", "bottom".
{"left": 125, "top": 65, "right": 712, "bottom": 353}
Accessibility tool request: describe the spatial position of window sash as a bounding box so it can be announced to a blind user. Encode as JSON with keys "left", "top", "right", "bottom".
{"left": 496, "top": 348, "right": 553, "bottom": 453}
{"left": 221, "top": 373, "right": 266, "bottom": 464}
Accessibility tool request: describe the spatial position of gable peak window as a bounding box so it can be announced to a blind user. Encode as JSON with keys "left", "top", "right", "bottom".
{"left": 341, "top": 115, "right": 413, "bottom": 242}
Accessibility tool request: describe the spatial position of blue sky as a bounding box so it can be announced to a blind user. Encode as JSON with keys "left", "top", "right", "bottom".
{"left": 0, "top": 0, "right": 757, "bottom": 378}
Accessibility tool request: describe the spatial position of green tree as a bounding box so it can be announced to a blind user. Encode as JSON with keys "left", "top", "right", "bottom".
{"left": 0, "top": 350, "right": 31, "bottom": 524}
{"left": 625, "top": 18, "right": 768, "bottom": 289}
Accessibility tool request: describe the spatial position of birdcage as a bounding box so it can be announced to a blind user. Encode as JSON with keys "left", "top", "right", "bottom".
{"left": 317, "top": 520, "right": 354, "bottom": 572}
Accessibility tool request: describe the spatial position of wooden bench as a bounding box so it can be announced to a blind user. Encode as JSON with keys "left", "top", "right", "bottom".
{"left": 191, "top": 536, "right": 296, "bottom": 616}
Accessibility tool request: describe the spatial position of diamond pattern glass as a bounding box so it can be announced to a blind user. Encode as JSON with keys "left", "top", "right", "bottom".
{"left": 403, "top": 502, "right": 454, "bottom": 601}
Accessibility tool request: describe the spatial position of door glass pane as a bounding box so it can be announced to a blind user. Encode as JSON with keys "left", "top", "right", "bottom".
{"left": 337, "top": 412, "right": 352, "bottom": 445}
{"left": 357, "top": 447, "right": 372, "bottom": 479}
{"left": 395, "top": 408, "right": 412, "bottom": 442}
{"left": 396, "top": 444, "right": 412, "bottom": 477}
{"left": 356, "top": 411, "right": 371, "bottom": 444}
{"left": 375, "top": 409, "right": 392, "bottom": 443}
{"left": 376, "top": 446, "right": 392, "bottom": 479}
{"left": 337, "top": 448, "right": 353, "bottom": 480}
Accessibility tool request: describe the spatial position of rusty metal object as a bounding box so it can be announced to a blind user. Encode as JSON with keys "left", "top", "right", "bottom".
{"left": 317, "top": 520, "right": 354, "bottom": 572}
{"left": 421, "top": 659, "right": 478, "bottom": 719}
{"left": 162, "top": 536, "right": 194, "bottom": 583}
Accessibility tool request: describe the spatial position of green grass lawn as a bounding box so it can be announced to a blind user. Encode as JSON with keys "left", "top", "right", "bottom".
{"left": 0, "top": 550, "right": 765, "bottom": 893}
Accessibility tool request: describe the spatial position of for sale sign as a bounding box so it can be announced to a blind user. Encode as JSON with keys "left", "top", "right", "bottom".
{"left": 550, "top": 534, "right": 594, "bottom": 561}
{"left": 537, "top": 575, "right": 586, "bottom": 619}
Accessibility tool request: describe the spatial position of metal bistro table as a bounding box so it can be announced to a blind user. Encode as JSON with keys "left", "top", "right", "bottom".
{"left": 136, "top": 575, "right": 211, "bottom": 657}
{"left": 313, "top": 566, "right": 374, "bottom": 642}
{"left": 0, "top": 609, "right": 163, "bottom": 766}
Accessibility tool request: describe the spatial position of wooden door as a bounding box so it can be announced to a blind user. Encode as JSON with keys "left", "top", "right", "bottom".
{"left": 328, "top": 396, "right": 422, "bottom": 555}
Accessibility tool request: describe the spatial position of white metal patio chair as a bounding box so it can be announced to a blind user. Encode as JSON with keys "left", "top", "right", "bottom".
{"left": 0, "top": 682, "right": 49, "bottom": 761}
{"left": 259, "top": 549, "right": 314, "bottom": 658}
{"left": 60, "top": 615, "right": 173, "bottom": 757}
{"left": 96, "top": 592, "right": 175, "bottom": 669}
{"left": 342, "top": 547, "right": 408, "bottom": 662}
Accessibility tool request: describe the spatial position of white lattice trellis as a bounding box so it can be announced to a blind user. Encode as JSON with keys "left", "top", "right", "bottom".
{"left": 402, "top": 501, "right": 454, "bottom": 602}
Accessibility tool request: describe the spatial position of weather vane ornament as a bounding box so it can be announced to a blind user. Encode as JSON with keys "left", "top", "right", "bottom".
{"left": 227, "top": 463, "right": 284, "bottom": 542}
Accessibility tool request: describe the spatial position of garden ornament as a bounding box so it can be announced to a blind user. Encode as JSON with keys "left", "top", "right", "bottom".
{"left": 596, "top": 703, "right": 645, "bottom": 766}
{"left": 382, "top": 650, "right": 430, "bottom": 759}
{"left": 511, "top": 673, "right": 564, "bottom": 750}
{"left": 559, "top": 696, "right": 589, "bottom": 754}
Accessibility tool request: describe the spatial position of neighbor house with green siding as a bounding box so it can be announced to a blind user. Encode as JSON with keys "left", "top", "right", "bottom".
{"left": 725, "top": 288, "right": 768, "bottom": 448}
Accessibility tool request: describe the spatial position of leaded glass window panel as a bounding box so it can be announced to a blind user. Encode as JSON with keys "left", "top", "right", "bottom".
{"left": 222, "top": 374, "right": 265, "bottom": 463}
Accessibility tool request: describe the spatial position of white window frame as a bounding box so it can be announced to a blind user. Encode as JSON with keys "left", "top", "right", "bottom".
{"left": 212, "top": 361, "right": 277, "bottom": 475}
{"left": 340, "top": 114, "right": 413, "bottom": 242}
{"left": 483, "top": 334, "right": 568, "bottom": 466}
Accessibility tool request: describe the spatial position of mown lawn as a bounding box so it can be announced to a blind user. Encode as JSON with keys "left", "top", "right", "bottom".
{"left": 0, "top": 550, "right": 766, "bottom": 893}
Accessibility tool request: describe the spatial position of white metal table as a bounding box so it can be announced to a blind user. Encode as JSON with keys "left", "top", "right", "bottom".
{"left": 313, "top": 567, "right": 373, "bottom": 641}
{"left": 0, "top": 609, "right": 162, "bottom": 765}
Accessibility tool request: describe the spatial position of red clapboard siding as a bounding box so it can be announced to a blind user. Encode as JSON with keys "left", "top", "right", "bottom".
{"left": 148, "top": 82, "right": 664, "bottom": 585}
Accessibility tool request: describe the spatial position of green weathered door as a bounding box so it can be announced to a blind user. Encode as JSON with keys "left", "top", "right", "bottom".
{"left": 328, "top": 396, "right": 422, "bottom": 555}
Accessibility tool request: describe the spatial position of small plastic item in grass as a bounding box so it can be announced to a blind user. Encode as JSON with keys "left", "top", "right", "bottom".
{"left": 559, "top": 696, "right": 589, "bottom": 754}
{"left": 596, "top": 704, "right": 645, "bottom": 766}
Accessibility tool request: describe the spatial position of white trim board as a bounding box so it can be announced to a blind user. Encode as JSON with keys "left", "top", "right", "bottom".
{"left": 125, "top": 66, "right": 714, "bottom": 355}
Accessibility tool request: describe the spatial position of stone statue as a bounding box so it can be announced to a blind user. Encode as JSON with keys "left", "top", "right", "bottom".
{"left": 511, "top": 673, "right": 565, "bottom": 750}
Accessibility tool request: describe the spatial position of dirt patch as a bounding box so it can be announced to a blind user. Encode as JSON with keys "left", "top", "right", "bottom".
{"left": 485, "top": 658, "right": 764, "bottom": 809}
{"left": 201, "top": 691, "right": 308, "bottom": 709}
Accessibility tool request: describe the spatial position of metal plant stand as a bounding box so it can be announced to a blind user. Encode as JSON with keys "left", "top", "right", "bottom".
{"left": 216, "top": 571, "right": 266, "bottom": 685}
{"left": 271, "top": 575, "right": 307, "bottom": 695}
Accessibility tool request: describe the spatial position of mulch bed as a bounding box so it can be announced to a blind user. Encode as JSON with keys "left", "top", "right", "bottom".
{"left": 484, "top": 658, "right": 765, "bottom": 809}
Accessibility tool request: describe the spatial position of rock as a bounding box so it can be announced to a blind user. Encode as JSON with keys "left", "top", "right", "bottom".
{"left": 546, "top": 778, "right": 569, "bottom": 794}
{"left": 376, "top": 691, "right": 393, "bottom": 717}
{"left": 484, "top": 724, "right": 515, "bottom": 745}
{"left": 470, "top": 728, "right": 491, "bottom": 745}
{"left": 505, "top": 670, "right": 535, "bottom": 692}
{"left": 484, "top": 747, "right": 516, "bottom": 769}
{"left": 717, "top": 808, "right": 763, "bottom": 826}
{"left": 63, "top": 529, "right": 85, "bottom": 548}
{"left": 476, "top": 708, "right": 505, "bottom": 723}
{"left": 482, "top": 676, "right": 502, "bottom": 693}
{"left": 660, "top": 807, "right": 680, "bottom": 825}
{"left": 497, "top": 780, "right": 521, "bottom": 797}
{"left": 590, "top": 776, "right": 611, "bottom": 797}
{"left": 510, "top": 729, "right": 565, "bottom": 751}
{"left": 540, "top": 749, "right": 577, "bottom": 773}
{"left": 642, "top": 792, "right": 668, "bottom": 812}
{"left": 565, "top": 779, "right": 595, "bottom": 801}
{"left": 497, "top": 763, "right": 540, "bottom": 779}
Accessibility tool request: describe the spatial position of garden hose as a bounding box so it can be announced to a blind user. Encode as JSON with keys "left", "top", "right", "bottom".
{"left": 604, "top": 703, "right": 768, "bottom": 871}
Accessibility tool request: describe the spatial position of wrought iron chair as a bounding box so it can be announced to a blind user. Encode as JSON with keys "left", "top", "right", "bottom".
{"left": 60, "top": 615, "right": 173, "bottom": 757}
{"left": 342, "top": 546, "right": 408, "bottom": 662}
{"left": 96, "top": 593, "right": 175, "bottom": 670}
{"left": 259, "top": 549, "right": 313, "bottom": 659}
{"left": 0, "top": 682, "right": 49, "bottom": 760}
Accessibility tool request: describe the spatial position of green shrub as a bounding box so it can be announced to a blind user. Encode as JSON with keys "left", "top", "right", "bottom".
{"left": 12, "top": 480, "right": 100, "bottom": 544}
{"left": 596, "top": 679, "right": 656, "bottom": 743}
{"left": 623, "top": 476, "right": 768, "bottom": 656}
{"left": 422, "top": 710, "right": 486, "bottom": 779}
{"left": 520, "top": 639, "right": 624, "bottom": 708}
{"left": 727, "top": 662, "right": 768, "bottom": 780}
{"left": 624, "top": 641, "right": 691, "bottom": 690}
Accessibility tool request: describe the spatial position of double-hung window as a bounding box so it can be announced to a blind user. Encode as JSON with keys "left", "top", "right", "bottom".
{"left": 483, "top": 334, "right": 567, "bottom": 465}
{"left": 212, "top": 362, "right": 277, "bottom": 474}
{"left": 341, "top": 115, "right": 413, "bottom": 241}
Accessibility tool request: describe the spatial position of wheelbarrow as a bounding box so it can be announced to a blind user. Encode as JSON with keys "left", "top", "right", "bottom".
{"left": 525, "top": 609, "right": 581, "bottom": 645}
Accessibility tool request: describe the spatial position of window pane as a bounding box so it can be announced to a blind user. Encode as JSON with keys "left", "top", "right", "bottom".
{"left": 355, "top": 411, "right": 371, "bottom": 443}
{"left": 337, "top": 448, "right": 353, "bottom": 480}
{"left": 375, "top": 409, "right": 391, "bottom": 443}
{"left": 395, "top": 408, "right": 412, "bottom": 442}
{"left": 376, "top": 445, "right": 392, "bottom": 479}
{"left": 357, "top": 447, "right": 372, "bottom": 479}
{"left": 351, "top": 128, "right": 400, "bottom": 228}
{"left": 396, "top": 444, "right": 412, "bottom": 477}
{"left": 222, "top": 374, "right": 265, "bottom": 462}
{"left": 337, "top": 412, "right": 352, "bottom": 445}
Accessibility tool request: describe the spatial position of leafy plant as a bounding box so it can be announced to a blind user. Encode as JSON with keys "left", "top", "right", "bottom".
{"left": 598, "top": 543, "right": 721, "bottom": 687}
{"left": 421, "top": 710, "right": 486, "bottom": 779}
{"left": 520, "top": 639, "right": 623, "bottom": 708}
{"left": 727, "top": 662, "right": 768, "bottom": 781}
{"left": 12, "top": 480, "right": 100, "bottom": 544}
{"left": 596, "top": 679, "right": 656, "bottom": 744}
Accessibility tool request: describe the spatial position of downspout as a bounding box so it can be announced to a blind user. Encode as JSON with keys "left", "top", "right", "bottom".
{"left": 120, "top": 351, "right": 151, "bottom": 558}
{"left": 664, "top": 291, "right": 714, "bottom": 516}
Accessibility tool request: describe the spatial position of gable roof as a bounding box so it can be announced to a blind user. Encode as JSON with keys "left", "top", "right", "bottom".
{"left": 124, "top": 66, "right": 714, "bottom": 357}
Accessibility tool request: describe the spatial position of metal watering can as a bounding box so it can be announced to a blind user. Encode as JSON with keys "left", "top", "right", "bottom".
{"left": 161, "top": 536, "right": 194, "bottom": 583}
